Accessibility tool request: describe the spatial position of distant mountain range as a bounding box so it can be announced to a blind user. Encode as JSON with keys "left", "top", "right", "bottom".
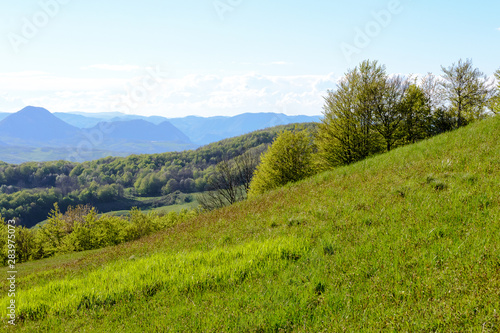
{"left": 53, "top": 112, "right": 170, "bottom": 128}
{"left": 168, "top": 113, "right": 321, "bottom": 145}
{"left": 89, "top": 119, "right": 190, "bottom": 144}
{"left": 0, "top": 107, "right": 195, "bottom": 163}
{"left": 0, "top": 106, "right": 321, "bottom": 164}
{"left": 53, "top": 111, "right": 321, "bottom": 144}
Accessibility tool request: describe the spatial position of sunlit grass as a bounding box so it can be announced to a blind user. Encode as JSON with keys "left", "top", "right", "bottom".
{"left": 2, "top": 237, "right": 308, "bottom": 320}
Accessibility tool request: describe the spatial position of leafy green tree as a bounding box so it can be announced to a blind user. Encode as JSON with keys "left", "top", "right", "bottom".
{"left": 248, "top": 129, "right": 315, "bottom": 197}
{"left": 162, "top": 179, "right": 179, "bottom": 195}
{"left": 429, "top": 107, "right": 454, "bottom": 136}
{"left": 316, "top": 60, "right": 385, "bottom": 168}
{"left": 373, "top": 75, "right": 409, "bottom": 151}
{"left": 36, "top": 203, "right": 69, "bottom": 257}
{"left": 353, "top": 60, "right": 386, "bottom": 156}
{"left": 125, "top": 208, "right": 157, "bottom": 241}
{"left": 67, "top": 209, "right": 127, "bottom": 251}
{"left": 440, "top": 59, "right": 494, "bottom": 128}
{"left": 134, "top": 173, "right": 163, "bottom": 196}
{"left": 16, "top": 226, "right": 39, "bottom": 262}
{"left": 399, "top": 83, "right": 432, "bottom": 144}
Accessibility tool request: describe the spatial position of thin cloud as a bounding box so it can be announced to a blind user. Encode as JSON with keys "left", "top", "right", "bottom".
{"left": 0, "top": 71, "right": 49, "bottom": 77}
{"left": 0, "top": 71, "right": 126, "bottom": 91}
{"left": 270, "top": 61, "right": 292, "bottom": 66}
{"left": 0, "top": 72, "right": 337, "bottom": 116}
{"left": 82, "top": 64, "right": 141, "bottom": 72}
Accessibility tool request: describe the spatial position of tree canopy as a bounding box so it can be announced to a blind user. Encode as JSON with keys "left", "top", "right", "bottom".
{"left": 316, "top": 59, "right": 497, "bottom": 170}
{"left": 440, "top": 58, "right": 494, "bottom": 127}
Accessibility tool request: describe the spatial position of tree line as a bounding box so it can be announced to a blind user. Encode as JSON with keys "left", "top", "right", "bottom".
{"left": 315, "top": 59, "right": 496, "bottom": 169}
{"left": 247, "top": 59, "right": 498, "bottom": 196}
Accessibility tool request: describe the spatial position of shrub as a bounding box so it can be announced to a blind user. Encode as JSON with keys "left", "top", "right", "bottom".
{"left": 248, "top": 129, "right": 315, "bottom": 197}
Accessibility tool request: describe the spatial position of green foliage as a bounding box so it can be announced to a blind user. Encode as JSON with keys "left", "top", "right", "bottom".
{"left": 0, "top": 217, "right": 7, "bottom": 265}
{"left": 440, "top": 58, "right": 493, "bottom": 127}
{"left": 249, "top": 128, "right": 315, "bottom": 197}
{"left": 316, "top": 59, "right": 495, "bottom": 170}
{"left": 372, "top": 75, "right": 409, "bottom": 151}
{"left": 36, "top": 204, "right": 69, "bottom": 257}
{"left": 397, "top": 83, "right": 431, "bottom": 144}
{"left": 315, "top": 60, "right": 387, "bottom": 169}
{"left": 65, "top": 211, "right": 128, "bottom": 251}
{"left": 0, "top": 203, "right": 198, "bottom": 265}
{"left": 0, "top": 217, "right": 41, "bottom": 265}
{"left": 134, "top": 173, "right": 164, "bottom": 196}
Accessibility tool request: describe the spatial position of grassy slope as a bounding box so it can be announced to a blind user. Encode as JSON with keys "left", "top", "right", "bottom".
{"left": 106, "top": 201, "right": 200, "bottom": 217}
{"left": 2, "top": 116, "right": 500, "bottom": 332}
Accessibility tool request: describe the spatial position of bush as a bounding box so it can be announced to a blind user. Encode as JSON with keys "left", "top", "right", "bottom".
{"left": 1, "top": 204, "right": 199, "bottom": 266}
{"left": 248, "top": 129, "right": 315, "bottom": 197}
{"left": 0, "top": 217, "right": 43, "bottom": 264}
{"left": 66, "top": 212, "right": 128, "bottom": 251}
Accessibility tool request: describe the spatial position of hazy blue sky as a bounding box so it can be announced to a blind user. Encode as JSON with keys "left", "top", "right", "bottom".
{"left": 0, "top": 0, "right": 498, "bottom": 117}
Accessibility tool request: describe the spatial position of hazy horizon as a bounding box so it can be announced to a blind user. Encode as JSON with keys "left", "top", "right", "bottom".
{"left": 0, "top": 106, "right": 323, "bottom": 118}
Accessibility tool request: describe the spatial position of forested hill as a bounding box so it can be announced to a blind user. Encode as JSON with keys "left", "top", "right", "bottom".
{"left": 0, "top": 123, "right": 317, "bottom": 227}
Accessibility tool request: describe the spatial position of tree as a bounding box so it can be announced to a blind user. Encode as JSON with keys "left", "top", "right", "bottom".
{"left": 373, "top": 75, "right": 409, "bottom": 151}
{"left": 354, "top": 60, "right": 386, "bottom": 156}
{"left": 15, "top": 226, "right": 39, "bottom": 263}
{"left": 316, "top": 60, "right": 385, "bottom": 168}
{"left": 134, "top": 173, "right": 163, "bottom": 196}
{"left": 198, "top": 149, "right": 261, "bottom": 211}
{"left": 248, "top": 129, "right": 315, "bottom": 197}
{"left": 162, "top": 179, "right": 179, "bottom": 195}
{"left": 234, "top": 150, "right": 260, "bottom": 194}
{"left": 440, "top": 59, "right": 494, "bottom": 128}
{"left": 198, "top": 159, "right": 244, "bottom": 211}
{"left": 489, "top": 69, "right": 500, "bottom": 114}
{"left": 36, "top": 203, "right": 69, "bottom": 257}
{"left": 399, "top": 82, "right": 432, "bottom": 144}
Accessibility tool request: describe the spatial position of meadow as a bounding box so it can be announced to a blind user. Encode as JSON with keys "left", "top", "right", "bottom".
{"left": 1, "top": 115, "right": 499, "bottom": 331}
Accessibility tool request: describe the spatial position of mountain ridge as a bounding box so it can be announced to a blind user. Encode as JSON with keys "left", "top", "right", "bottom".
{"left": 0, "top": 107, "right": 320, "bottom": 163}
{"left": 0, "top": 107, "right": 195, "bottom": 162}
{"left": 0, "top": 106, "right": 80, "bottom": 147}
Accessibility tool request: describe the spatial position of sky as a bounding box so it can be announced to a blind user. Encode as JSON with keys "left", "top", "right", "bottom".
{"left": 0, "top": 0, "right": 498, "bottom": 118}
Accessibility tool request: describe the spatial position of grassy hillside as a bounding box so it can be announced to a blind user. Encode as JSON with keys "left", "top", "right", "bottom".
{"left": 2, "top": 116, "right": 500, "bottom": 331}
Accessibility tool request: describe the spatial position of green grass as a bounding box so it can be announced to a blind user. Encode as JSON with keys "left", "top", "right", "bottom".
{"left": 106, "top": 201, "right": 199, "bottom": 217}
{"left": 2, "top": 116, "right": 500, "bottom": 331}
